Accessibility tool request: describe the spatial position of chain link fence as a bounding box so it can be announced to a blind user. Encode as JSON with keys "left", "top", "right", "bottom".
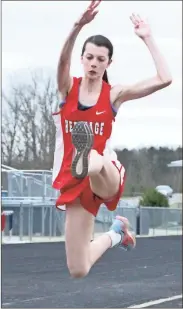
{"left": 2, "top": 201, "right": 182, "bottom": 243}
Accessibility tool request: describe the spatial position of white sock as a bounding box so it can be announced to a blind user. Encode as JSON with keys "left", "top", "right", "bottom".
{"left": 106, "top": 230, "right": 123, "bottom": 248}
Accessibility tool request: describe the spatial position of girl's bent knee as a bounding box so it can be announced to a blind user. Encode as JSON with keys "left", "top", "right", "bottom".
{"left": 68, "top": 264, "right": 90, "bottom": 278}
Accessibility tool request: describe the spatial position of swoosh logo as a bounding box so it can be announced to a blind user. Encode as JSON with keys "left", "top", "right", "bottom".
{"left": 96, "top": 111, "right": 105, "bottom": 115}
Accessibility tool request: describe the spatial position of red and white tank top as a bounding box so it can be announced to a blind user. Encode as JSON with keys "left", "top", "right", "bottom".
{"left": 52, "top": 77, "right": 117, "bottom": 190}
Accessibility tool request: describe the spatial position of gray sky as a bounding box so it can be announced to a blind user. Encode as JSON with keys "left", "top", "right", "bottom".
{"left": 2, "top": 1, "right": 182, "bottom": 149}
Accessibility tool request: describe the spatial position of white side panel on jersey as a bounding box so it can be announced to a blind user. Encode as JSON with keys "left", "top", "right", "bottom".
{"left": 52, "top": 113, "right": 64, "bottom": 186}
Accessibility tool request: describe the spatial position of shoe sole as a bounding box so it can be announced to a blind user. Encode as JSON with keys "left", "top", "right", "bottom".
{"left": 123, "top": 229, "right": 136, "bottom": 251}
{"left": 114, "top": 216, "right": 136, "bottom": 250}
{"left": 71, "top": 121, "right": 94, "bottom": 179}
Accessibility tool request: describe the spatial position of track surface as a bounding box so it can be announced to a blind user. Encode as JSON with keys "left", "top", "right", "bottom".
{"left": 2, "top": 236, "right": 182, "bottom": 308}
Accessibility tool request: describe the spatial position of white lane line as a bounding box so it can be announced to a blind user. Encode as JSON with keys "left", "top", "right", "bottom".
{"left": 128, "top": 294, "right": 182, "bottom": 308}
{"left": 2, "top": 296, "right": 46, "bottom": 307}
{"left": 2, "top": 294, "right": 182, "bottom": 308}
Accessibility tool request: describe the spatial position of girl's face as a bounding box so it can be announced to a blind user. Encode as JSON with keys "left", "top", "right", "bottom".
{"left": 81, "top": 42, "right": 112, "bottom": 80}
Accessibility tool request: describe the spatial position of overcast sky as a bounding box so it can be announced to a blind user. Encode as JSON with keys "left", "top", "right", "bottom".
{"left": 2, "top": 1, "right": 182, "bottom": 150}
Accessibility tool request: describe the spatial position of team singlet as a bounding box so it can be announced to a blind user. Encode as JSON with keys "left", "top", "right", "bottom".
{"left": 52, "top": 77, "right": 117, "bottom": 191}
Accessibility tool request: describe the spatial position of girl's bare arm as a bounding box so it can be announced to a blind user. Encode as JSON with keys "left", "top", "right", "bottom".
{"left": 57, "top": 1, "right": 101, "bottom": 97}
{"left": 112, "top": 14, "right": 172, "bottom": 109}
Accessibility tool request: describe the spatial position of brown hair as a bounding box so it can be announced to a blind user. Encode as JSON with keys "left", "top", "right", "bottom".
{"left": 81, "top": 35, "right": 113, "bottom": 84}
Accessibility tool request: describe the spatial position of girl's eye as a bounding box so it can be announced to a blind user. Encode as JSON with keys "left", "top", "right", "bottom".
{"left": 86, "top": 56, "right": 105, "bottom": 62}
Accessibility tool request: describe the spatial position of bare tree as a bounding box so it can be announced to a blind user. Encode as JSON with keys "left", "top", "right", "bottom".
{"left": 2, "top": 92, "right": 22, "bottom": 166}
{"left": 2, "top": 71, "right": 59, "bottom": 169}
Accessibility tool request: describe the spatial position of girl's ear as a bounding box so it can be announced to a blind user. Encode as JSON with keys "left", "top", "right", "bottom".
{"left": 107, "top": 58, "right": 112, "bottom": 68}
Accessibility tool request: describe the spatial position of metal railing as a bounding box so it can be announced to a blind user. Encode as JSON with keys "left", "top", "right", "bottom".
{"left": 2, "top": 202, "right": 182, "bottom": 243}
{"left": 139, "top": 206, "right": 182, "bottom": 236}
{"left": 2, "top": 166, "right": 58, "bottom": 199}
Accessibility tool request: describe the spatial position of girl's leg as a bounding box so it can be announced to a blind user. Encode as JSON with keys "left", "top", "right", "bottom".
{"left": 88, "top": 149, "right": 123, "bottom": 199}
{"left": 65, "top": 201, "right": 132, "bottom": 279}
{"left": 65, "top": 201, "right": 112, "bottom": 278}
{"left": 71, "top": 121, "right": 124, "bottom": 200}
{"left": 65, "top": 201, "right": 94, "bottom": 278}
{"left": 66, "top": 122, "right": 136, "bottom": 278}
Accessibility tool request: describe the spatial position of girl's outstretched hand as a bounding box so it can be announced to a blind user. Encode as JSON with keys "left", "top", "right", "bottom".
{"left": 130, "top": 13, "right": 152, "bottom": 39}
{"left": 75, "top": 0, "right": 102, "bottom": 27}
